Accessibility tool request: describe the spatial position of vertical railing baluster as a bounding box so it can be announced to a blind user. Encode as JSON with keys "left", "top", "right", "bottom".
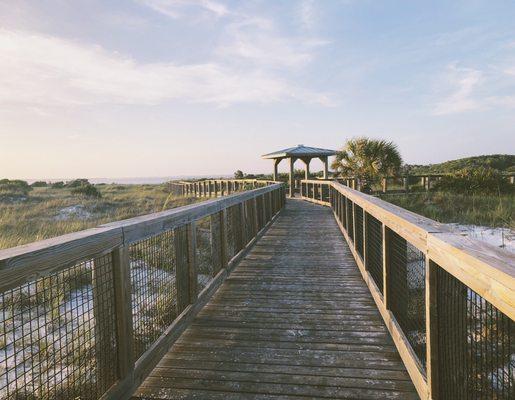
{"left": 112, "top": 245, "right": 134, "bottom": 382}
{"left": 382, "top": 225, "right": 390, "bottom": 309}
{"left": 426, "top": 259, "right": 439, "bottom": 399}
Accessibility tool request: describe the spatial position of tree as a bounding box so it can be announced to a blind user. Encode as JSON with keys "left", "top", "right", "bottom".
{"left": 234, "top": 170, "right": 244, "bottom": 179}
{"left": 331, "top": 138, "right": 402, "bottom": 191}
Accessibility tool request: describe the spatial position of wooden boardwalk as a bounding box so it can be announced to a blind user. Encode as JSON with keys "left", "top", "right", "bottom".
{"left": 134, "top": 199, "right": 418, "bottom": 399}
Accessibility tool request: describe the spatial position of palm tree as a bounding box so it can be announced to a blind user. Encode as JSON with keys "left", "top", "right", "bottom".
{"left": 331, "top": 137, "right": 402, "bottom": 191}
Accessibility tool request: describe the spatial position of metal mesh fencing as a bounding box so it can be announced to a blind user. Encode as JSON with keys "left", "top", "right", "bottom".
{"left": 195, "top": 216, "right": 214, "bottom": 293}
{"left": 365, "top": 213, "right": 383, "bottom": 293}
{"left": 321, "top": 184, "right": 330, "bottom": 203}
{"left": 226, "top": 204, "right": 243, "bottom": 261}
{"left": 354, "top": 204, "right": 364, "bottom": 259}
{"left": 129, "top": 230, "right": 178, "bottom": 360}
{"left": 436, "top": 264, "right": 514, "bottom": 399}
{"left": 346, "top": 199, "right": 354, "bottom": 243}
{"left": 388, "top": 229, "right": 426, "bottom": 369}
{"left": 0, "top": 255, "right": 117, "bottom": 400}
{"left": 243, "top": 200, "right": 255, "bottom": 247}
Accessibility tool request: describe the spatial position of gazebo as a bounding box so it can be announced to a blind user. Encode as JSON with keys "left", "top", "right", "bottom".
{"left": 262, "top": 144, "right": 337, "bottom": 197}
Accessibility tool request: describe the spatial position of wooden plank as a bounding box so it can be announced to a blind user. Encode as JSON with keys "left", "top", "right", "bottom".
{"left": 134, "top": 199, "right": 417, "bottom": 399}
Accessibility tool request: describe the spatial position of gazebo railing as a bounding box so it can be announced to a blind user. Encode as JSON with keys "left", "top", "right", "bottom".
{"left": 0, "top": 183, "right": 286, "bottom": 400}
{"left": 300, "top": 179, "right": 515, "bottom": 400}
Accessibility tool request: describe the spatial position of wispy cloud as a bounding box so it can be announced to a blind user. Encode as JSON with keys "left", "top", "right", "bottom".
{"left": 298, "top": 0, "right": 316, "bottom": 30}
{"left": 432, "top": 61, "right": 515, "bottom": 115}
{"left": 136, "top": 0, "right": 229, "bottom": 19}
{"left": 0, "top": 29, "right": 331, "bottom": 107}
{"left": 433, "top": 64, "right": 483, "bottom": 115}
{"left": 216, "top": 17, "right": 328, "bottom": 69}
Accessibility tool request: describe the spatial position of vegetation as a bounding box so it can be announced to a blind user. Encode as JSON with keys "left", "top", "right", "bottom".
{"left": 0, "top": 183, "right": 201, "bottom": 249}
{"left": 331, "top": 137, "right": 402, "bottom": 191}
{"left": 432, "top": 167, "right": 512, "bottom": 195}
{"left": 71, "top": 182, "right": 102, "bottom": 198}
{"left": 234, "top": 170, "right": 244, "bottom": 179}
{"left": 408, "top": 154, "right": 514, "bottom": 174}
{"left": 380, "top": 192, "right": 513, "bottom": 229}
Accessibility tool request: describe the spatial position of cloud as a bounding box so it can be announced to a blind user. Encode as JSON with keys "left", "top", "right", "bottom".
{"left": 298, "top": 0, "right": 316, "bottom": 30}
{"left": 432, "top": 61, "right": 515, "bottom": 115}
{"left": 216, "top": 16, "right": 329, "bottom": 69}
{"left": 0, "top": 29, "right": 331, "bottom": 107}
{"left": 137, "top": 0, "right": 229, "bottom": 19}
{"left": 432, "top": 64, "right": 484, "bottom": 115}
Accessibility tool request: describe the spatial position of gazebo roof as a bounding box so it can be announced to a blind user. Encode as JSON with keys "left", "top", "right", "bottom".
{"left": 261, "top": 144, "right": 336, "bottom": 159}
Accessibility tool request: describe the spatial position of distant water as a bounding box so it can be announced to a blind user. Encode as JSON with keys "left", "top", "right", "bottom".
{"left": 26, "top": 175, "right": 232, "bottom": 185}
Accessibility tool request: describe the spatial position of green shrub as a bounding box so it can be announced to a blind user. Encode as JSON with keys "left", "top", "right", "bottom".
{"left": 433, "top": 167, "right": 512, "bottom": 195}
{"left": 0, "top": 179, "right": 32, "bottom": 196}
{"left": 66, "top": 178, "right": 90, "bottom": 188}
{"left": 71, "top": 184, "right": 102, "bottom": 198}
{"left": 30, "top": 181, "right": 48, "bottom": 187}
{"left": 51, "top": 181, "right": 65, "bottom": 189}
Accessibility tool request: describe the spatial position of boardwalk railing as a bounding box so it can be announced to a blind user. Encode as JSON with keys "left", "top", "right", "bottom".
{"left": 170, "top": 179, "right": 277, "bottom": 197}
{"left": 300, "top": 179, "right": 514, "bottom": 400}
{"left": 0, "top": 183, "right": 286, "bottom": 400}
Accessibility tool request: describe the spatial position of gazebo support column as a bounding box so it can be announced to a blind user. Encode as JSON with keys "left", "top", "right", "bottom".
{"left": 273, "top": 159, "right": 281, "bottom": 181}
{"left": 301, "top": 158, "right": 311, "bottom": 180}
{"left": 289, "top": 157, "right": 296, "bottom": 197}
{"left": 320, "top": 156, "right": 329, "bottom": 179}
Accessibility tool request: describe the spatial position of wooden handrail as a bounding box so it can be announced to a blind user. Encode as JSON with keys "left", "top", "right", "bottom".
{"left": 299, "top": 179, "right": 515, "bottom": 400}
{"left": 0, "top": 183, "right": 286, "bottom": 400}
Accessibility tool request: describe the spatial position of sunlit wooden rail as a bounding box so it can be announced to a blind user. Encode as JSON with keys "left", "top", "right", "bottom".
{"left": 0, "top": 184, "right": 285, "bottom": 400}
{"left": 301, "top": 179, "right": 515, "bottom": 400}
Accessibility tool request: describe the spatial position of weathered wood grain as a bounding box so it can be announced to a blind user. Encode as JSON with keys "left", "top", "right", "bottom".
{"left": 133, "top": 199, "right": 417, "bottom": 399}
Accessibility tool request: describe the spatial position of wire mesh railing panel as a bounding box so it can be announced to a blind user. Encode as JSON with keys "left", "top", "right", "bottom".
{"left": 130, "top": 230, "right": 178, "bottom": 360}
{"left": 346, "top": 198, "right": 354, "bottom": 242}
{"left": 0, "top": 256, "right": 117, "bottom": 400}
{"left": 436, "top": 264, "right": 514, "bottom": 400}
{"left": 365, "top": 213, "right": 383, "bottom": 293}
{"left": 243, "top": 200, "right": 255, "bottom": 247}
{"left": 354, "top": 205, "right": 364, "bottom": 259}
{"left": 388, "top": 229, "right": 427, "bottom": 369}
{"left": 226, "top": 204, "right": 241, "bottom": 261}
{"left": 196, "top": 216, "right": 214, "bottom": 293}
{"left": 321, "top": 184, "right": 330, "bottom": 203}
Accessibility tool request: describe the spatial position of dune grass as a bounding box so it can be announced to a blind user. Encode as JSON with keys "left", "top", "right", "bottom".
{"left": 379, "top": 192, "right": 514, "bottom": 229}
{"left": 0, "top": 184, "right": 201, "bottom": 250}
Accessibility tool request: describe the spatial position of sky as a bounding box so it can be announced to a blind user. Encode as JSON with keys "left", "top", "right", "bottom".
{"left": 1, "top": 0, "right": 515, "bottom": 179}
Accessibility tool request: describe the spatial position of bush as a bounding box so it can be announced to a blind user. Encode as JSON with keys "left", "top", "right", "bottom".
{"left": 0, "top": 179, "right": 32, "bottom": 196}
{"left": 433, "top": 167, "right": 512, "bottom": 195}
{"left": 51, "top": 181, "right": 65, "bottom": 189}
{"left": 66, "top": 179, "right": 90, "bottom": 188}
{"left": 31, "top": 181, "right": 48, "bottom": 187}
{"left": 71, "top": 184, "right": 102, "bottom": 198}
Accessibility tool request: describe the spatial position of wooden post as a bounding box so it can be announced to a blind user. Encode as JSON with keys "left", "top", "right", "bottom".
{"left": 382, "top": 177, "right": 388, "bottom": 193}
{"left": 92, "top": 255, "right": 114, "bottom": 389}
{"left": 253, "top": 196, "right": 260, "bottom": 234}
{"left": 273, "top": 159, "right": 280, "bottom": 181}
{"left": 187, "top": 222, "right": 198, "bottom": 302}
{"left": 352, "top": 202, "right": 357, "bottom": 246}
{"left": 111, "top": 246, "right": 134, "bottom": 380}
{"left": 221, "top": 181, "right": 225, "bottom": 197}
{"left": 403, "top": 176, "right": 409, "bottom": 193}
{"left": 289, "top": 157, "right": 295, "bottom": 197}
{"left": 210, "top": 212, "right": 223, "bottom": 275}
{"left": 426, "top": 259, "right": 439, "bottom": 399}
{"left": 302, "top": 158, "right": 310, "bottom": 180}
{"left": 175, "top": 225, "right": 191, "bottom": 312}
{"left": 322, "top": 156, "right": 329, "bottom": 179}
{"left": 382, "top": 225, "right": 390, "bottom": 309}
{"left": 220, "top": 208, "right": 229, "bottom": 267}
